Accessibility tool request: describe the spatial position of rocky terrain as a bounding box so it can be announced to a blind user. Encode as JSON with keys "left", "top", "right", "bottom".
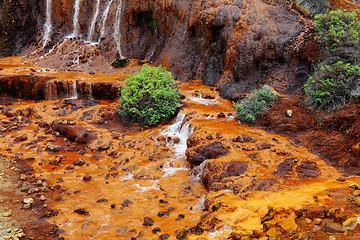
{"left": 1, "top": 0, "right": 360, "bottom": 239}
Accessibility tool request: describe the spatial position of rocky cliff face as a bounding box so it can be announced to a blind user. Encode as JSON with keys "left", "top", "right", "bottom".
{"left": 0, "top": 0, "right": 42, "bottom": 56}
{"left": 1, "top": 0, "right": 359, "bottom": 98}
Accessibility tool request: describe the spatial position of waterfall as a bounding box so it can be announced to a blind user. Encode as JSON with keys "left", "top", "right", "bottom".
{"left": 68, "top": 81, "right": 78, "bottom": 99}
{"left": 99, "top": 0, "right": 114, "bottom": 40}
{"left": 114, "top": 0, "right": 124, "bottom": 58}
{"left": 42, "top": 0, "right": 53, "bottom": 48}
{"left": 87, "top": 0, "right": 101, "bottom": 42}
{"left": 69, "top": 0, "right": 82, "bottom": 37}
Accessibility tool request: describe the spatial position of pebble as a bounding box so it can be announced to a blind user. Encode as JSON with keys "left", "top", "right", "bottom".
{"left": 23, "top": 203, "right": 31, "bottom": 209}
{"left": 36, "top": 180, "right": 43, "bottom": 185}
{"left": 20, "top": 186, "right": 30, "bottom": 192}
{"left": 42, "top": 187, "right": 49, "bottom": 192}
{"left": 286, "top": 110, "right": 293, "bottom": 117}
{"left": 23, "top": 198, "right": 34, "bottom": 204}
{"left": 3, "top": 211, "right": 11, "bottom": 217}
{"left": 20, "top": 174, "right": 26, "bottom": 180}
{"left": 324, "top": 221, "right": 345, "bottom": 233}
{"left": 40, "top": 195, "right": 46, "bottom": 201}
{"left": 353, "top": 190, "right": 360, "bottom": 196}
{"left": 314, "top": 218, "right": 322, "bottom": 225}
{"left": 343, "top": 217, "right": 359, "bottom": 230}
{"left": 73, "top": 158, "right": 86, "bottom": 166}
{"left": 143, "top": 217, "right": 154, "bottom": 227}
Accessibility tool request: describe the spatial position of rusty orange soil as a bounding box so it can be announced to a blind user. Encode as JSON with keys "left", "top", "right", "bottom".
{"left": 1, "top": 57, "right": 360, "bottom": 240}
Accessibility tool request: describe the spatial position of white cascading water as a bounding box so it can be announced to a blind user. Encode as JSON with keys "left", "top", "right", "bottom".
{"left": 99, "top": 0, "right": 114, "bottom": 40}
{"left": 42, "top": 0, "right": 53, "bottom": 48}
{"left": 69, "top": 81, "right": 78, "bottom": 99}
{"left": 134, "top": 114, "right": 193, "bottom": 191}
{"left": 87, "top": 0, "right": 101, "bottom": 42}
{"left": 69, "top": 0, "right": 82, "bottom": 38}
{"left": 114, "top": 0, "right": 124, "bottom": 58}
{"left": 161, "top": 113, "right": 193, "bottom": 177}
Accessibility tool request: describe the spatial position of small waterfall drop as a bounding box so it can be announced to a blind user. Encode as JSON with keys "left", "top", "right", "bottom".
{"left": 68, "top": 81, "right": 78, "bottom": 99}
{"left": 69, "top": 0, "right": 82, "bottom": 38}
{"left": 114, "top": 0, "right": 124, "bottom": 58}
{"left": 99, "top": 0, "right": 114, "bottom": 40}
{"left": 42, "top": 0, "right": 53, "bottom": 48}
{"left": 162, "top": 114, "right": 193, "bottom": 158}
{"left": 87, "top": 0, "right": 101, "bottom": 42}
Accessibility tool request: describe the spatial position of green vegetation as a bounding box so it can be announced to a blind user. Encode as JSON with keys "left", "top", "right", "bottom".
{"left": 304, "top": 61, "right": 360, "bottom": 111}
{"left": 234, "top": 86, "right": 278, "bottom": 124}
{"left": 314, "top": 9, "right": 360, "bottom": 55}
{"left": 304, "top": 9, "right": 360, "bottom": 111}
{"left": 118, "top": 65, "right": 180, "bottom": 126}
{"left": 111, "top": 58, "right": 129, "bottom": 68}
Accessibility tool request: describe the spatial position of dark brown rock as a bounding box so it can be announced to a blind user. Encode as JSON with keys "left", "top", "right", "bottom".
{"left": 187, "top": 141, "right": 229, "bottom": 165}
{"left": 143, "top": 217, "right": 154, "bottom": 227}
{"left": 52, "top": 120, "right": 97, "bottom": 144}
{"left": 324, "top": 221, "right": 345, "bottom": 233}
{"left": 296, "top": 161, "right": 320, "bottom": 178}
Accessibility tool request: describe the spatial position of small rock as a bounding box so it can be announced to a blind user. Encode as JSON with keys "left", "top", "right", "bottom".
{"left": 353, "top": 190, "right": 360, "bottom": 196}
{"left": 304, "top": 218, "right": 312, "bottom": 225}
{"left": 158, "top": 211, "right": 169, "bottom": 217}
{"left": 159, "top": 199, "right": 168, "bottom": 205}
{"left": 349, "top": 183, "right": 359, "bottom": 190}
{"left": 159, "top": 234, "right": 170, "bottom": 240}
{"left": 217, "top": 112, "right": 226, "bottom": 118}
{"left": 96, "top": 198, "right": 108, "bottom": 203}
{"left": 143, "top": 217, "right": 154, "bottom": 227}
{"left": 276, "top": 218, "right": 297, "bottom": 236}
{"left": 337, "top": 177, "right": 346, "bottom": 182}
{"left": 42, "top": 187, "right": 49, "bottom": 192}
{"left": 313, "top": 218, "right": 322, "bottom": 225}
{"left": 343, "top": 217, "right": 359, "bottom": 230}
{"left": 23, "top": 203, "right": 31, "bottom": 209}
{"left": 15, "top": 232, "right": 25, "bottom": 238}
{"left": 36, "top": 180, "right": 43, "bottom": 185}
{"left": 152, "top": 227, "right": 161, "bottom": 234}
{"left": 46, "top": 144, "right": 60, "bottom": 152}
{"left": 83, "top": 175, "right": 92, "bottom": 182}
{"left": 3, "top": 211, "right": 11, "bottom": 217}
{"left": 73, "top": 158, "right": 86, "bottom": 166}
{"left": 20, "top": 174, "right": 26, "bottom": 180}
{"left": 74, "top": 208, "right": 90, "bottom": 216}
{"left": 20, "top": 186, "right": 30, "bottom": 192}
{"left": 40, "top": 195, "right": 46, "bottom": 201}
{"left": 324, "top": 221, "right": 345, "bottom": 233}
{"left": 23, "top": 198, "right": 34, "bottom": 204}
{"left": 286, "top": 110, "right": 293, "bottom": 117}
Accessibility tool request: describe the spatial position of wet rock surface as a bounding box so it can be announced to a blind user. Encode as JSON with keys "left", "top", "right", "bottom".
{"left": 2, "top": 57, "right": 360, "bottom": 240}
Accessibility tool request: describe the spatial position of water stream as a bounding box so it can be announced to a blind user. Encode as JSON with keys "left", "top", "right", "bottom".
{"left": 87, "top": 0, "right": 101, "bottom": 42}
{"left": 42, "top": 0, "right": 53, "bottom": 48}
{"left": 69, "top": 0, "right": 82, "bottom": 38}
{"left": 99, "top": 0, "right": 114, "bottom": 41}
{"left": 114, "top": 0, "right": 124, "bottom": 58}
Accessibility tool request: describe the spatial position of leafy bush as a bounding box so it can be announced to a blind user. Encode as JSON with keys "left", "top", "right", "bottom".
{"left": 304, "top": 61, "right": 360, "bottom": 111}
{"left": 314, "top": 9, "right": 360, "bottom": 64}
{"left": 118, "top": 65, "right": 180, "bottom": 126}
{"left": 304, "top": 9, "right": 360, "bottom": 112}
{"left": 234, "top": 86, "right": 279, "bottom": 123}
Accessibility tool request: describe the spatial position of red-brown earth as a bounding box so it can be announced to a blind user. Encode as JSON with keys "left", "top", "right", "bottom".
{"left": 2, "top": 57, "right": 360, "bottom": 240}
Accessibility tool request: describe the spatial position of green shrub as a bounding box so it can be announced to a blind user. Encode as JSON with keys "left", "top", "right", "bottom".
{"left": 314, "top": 9, "right": 360, "bottom": 52}
{"left": 112, "top": 58, "right": 129, "bottom": 68}
{"left": 234, "top": 86, "right": 278, "bottom": 123}
{"left": 118, "top": 65, "right": 180, "bottom": 126}
{"left": 304, "top": 61, "right": 360, "bottom": 111}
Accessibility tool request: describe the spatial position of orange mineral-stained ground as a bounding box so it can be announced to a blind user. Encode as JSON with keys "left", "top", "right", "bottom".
{"left": 1, "top": 57, "right": 360, "bottom": 240}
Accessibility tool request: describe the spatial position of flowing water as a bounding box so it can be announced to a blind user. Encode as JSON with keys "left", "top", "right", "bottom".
{"left": 69, "top": 0, "right": 82, "bottom": 38}
{"left": 99, "top": 0, "right": 114, "bottom": 41}
{"left": 114, "top": 0, "right": 124, "bottom": 58}
{"left": 1, "top": 57, "right": 360, "bottom": 239}
{"left": 42, "top": 0, "right": 53, "bottom": 48}
{"left": 87, "top": 0, "right": 101, "bottom": 43}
